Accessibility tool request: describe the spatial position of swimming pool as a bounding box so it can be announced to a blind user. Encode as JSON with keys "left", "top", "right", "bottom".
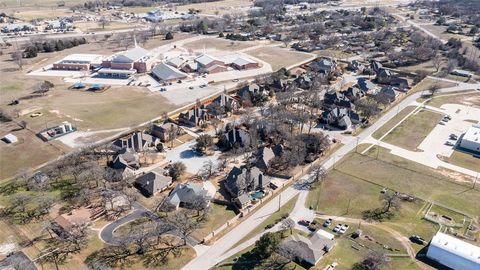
{"left": 251, "top": 191, "right": 264, "bottom": 200}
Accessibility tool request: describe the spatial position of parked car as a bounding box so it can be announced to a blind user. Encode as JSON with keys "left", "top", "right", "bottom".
{"left": 323, "top": 218, "right": 333, "bottom": 227}
{"left": 232, "top": 79, "right": 239, "bottom": 82}
{"left": 333, "top": 224, "right": 342, "bottom": 233}
{"left": 339, "top": 224, "right": 349, "bottom": 234}
{"left": 445, "top": 141, "right": 454, "bottom": 146}
{"left": 444, "top": 115, "right": 452, "bottom": 120}
{"left": 439, "top": 121, "right": 445, "bottom": 125}
{"left": 442, "top": 117, "right": 449, "bottom": 122}
{"left": 30, "top": 112, "right": 43, "bottom": 117}
{"left": 450, "top": 134, "right": 458, "bottom": 140}
{"left": 189, "top": 86, "right": 194, "bottom": 90}
{"left": 410, "top": 235, "right": 425, "bottom": 245}
{"left": 298, "top": 219, "right": 310, "bottom": 226}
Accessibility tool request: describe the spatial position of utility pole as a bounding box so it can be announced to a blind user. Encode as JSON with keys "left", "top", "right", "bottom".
{"left": 278, "top": 193, "right": 281, "bottom": 212}
{"left": 355, "top": 137, "right": 360, "bottom": 153}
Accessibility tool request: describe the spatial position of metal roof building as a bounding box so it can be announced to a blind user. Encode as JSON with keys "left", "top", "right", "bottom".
{"left": 112, "top": 47, "right": 150, "bottom": 63}
{"left": 427, "top": 232, "right": 480, "bottom": 270}
{"left": 151, "top": 63, "right": 188, "bottom": 81}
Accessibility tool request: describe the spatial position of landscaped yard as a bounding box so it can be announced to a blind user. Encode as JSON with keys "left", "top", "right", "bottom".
{"left": 382, "top": 109, "right": 444, "bottom": 151}
{"left": 192, "top": 202, "right": 238, "bottom": 240}
{"left": 232, "top": 194, "right": 299, "bottom": 249}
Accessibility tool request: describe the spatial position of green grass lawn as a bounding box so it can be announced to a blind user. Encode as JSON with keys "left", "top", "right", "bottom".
{"left": 382, "top": 109, "right": 444, "bottom": 151}
{"left": 372, "top": 106, "right": 417, "bottom": 140}
{"left": 442, "top": 150, "right": 480, "bottom": 173}
{"left": 231, "top": 194, "right": 299, "bottom": 249}
{"left": 344, "top": 147, "right": 480, "bottom": 216}
{"left": 306, "top": 169, "right": 439, "bottom": 251}
{"left": 419, "top": 92, "right": 480, "bottom": 108}
{"left": 192, "top": 203, "right": 238, "bottom": 240}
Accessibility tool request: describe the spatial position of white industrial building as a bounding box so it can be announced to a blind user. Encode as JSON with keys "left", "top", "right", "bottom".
{"left": 427, "top": 232, "right": 480, "bottom": 270}
{"left": 459, "top": 124, "right": 480, "bottom": 153}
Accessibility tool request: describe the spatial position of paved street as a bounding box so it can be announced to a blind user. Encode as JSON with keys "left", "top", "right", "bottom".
{"left": 182, "top": 78, "right": 479, "bottom": 270}
{"left": 99, "top": 202, "right": 199, "bottom": 246}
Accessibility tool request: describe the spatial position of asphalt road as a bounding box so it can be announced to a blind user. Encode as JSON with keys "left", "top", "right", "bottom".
{"left": 99, "top": 202, "right": 199, "bottom": 246}
{"left": 182, "top": 80, "right": 479, "bottom": 270}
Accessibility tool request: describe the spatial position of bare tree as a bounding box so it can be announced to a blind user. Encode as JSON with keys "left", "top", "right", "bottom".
{"left": 11, "top": 51, "right": 23, "bottom": 70}
{"left": 98, "top": 16, "right": 110, "bottom": 30}
{"left": 380, "top": 191, "right": 401, "bottom": 214}
{"left": 280, "top": 218, "right": 295, "bottom": 235}
{"left": 431, "top": 54, "right": 442, "bottom": 72}
{"left": 309, "top": 165, "right": 327, "bottom": 187}
{"left": 198, "top": 160, "right": 216, "bottom": 180}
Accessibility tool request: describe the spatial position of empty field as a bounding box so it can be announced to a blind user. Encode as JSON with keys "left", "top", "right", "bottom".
{"left": 382, "top": 109, "right": 444, "bottom": 151}
{"left": 75, "top": 21, "right": 141, "bottom": 32}
{"left": 183, "top": 37, "right": 257, "bottom": 52}
{"left": 372, "top": 106, "right": 416, "bottom": 140}
{"left": 0, "top": 123, "right": 64, "bottom": 180}
{"left": 424, "top": 92, "right": 480, "bottom": 108}
{"left": 442, "top": 150, "right": 480, "bottom": 172}
{"left": 175, "top": 0, "right": 252, "bottom": 15}
{"left": 336, "top": 147, "right": 480, "bottom": 216}
{"left": 247, "top": 47, "right": 314, "bottom": 71}
{"left": 7, "top": 9, "right": 73, "bottom": 20}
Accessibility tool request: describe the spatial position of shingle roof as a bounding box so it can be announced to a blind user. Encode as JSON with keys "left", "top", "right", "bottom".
{"left": 135, "top": 171, "right": 172, "bottom": 195}
{"left": 152, "top": 63, "right": 188, "bottom": 81}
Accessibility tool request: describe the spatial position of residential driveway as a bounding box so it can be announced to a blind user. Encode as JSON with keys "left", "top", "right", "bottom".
{"left": 165, "top": 140, "right": 221, "bottom": 174}
{"left": 99, "top": 202, "right": 199, "bottom": 246}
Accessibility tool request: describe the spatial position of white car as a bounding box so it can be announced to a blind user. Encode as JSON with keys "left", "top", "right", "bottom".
{"left": 339, "top": 224, "right": 349, "bottom": 234}
{"left": 333, "top": 224, "right": 342, "bottom": 233}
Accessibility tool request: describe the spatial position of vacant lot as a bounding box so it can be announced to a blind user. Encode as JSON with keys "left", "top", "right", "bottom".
{"left": 383, "top": 109, "right": 444, "bottom": 151}
{"left": 410, "top": 77, "right": 457, "bottom": 94}
{"left": 443, "top": 150, "right": 480, "bottom": 172}
{"left": 0, "top": 122, "right": 64, "bottom": 180}
{"left": 175, "top": 0, "right": 252, "bottom": 15}
{"left": 183, "top": 37, "right": 256, "bottom": 52}
{"left": 8, "top": 8, "right": 74, "bottom": 20}
{"left": 372, "top": 106, "right": 416, "bottom": 140}
{"left": 423, "top": 92, "right": 480, "bottom": 108}
{"left": 247, "top": 47, "right": 314, "bottom": 71}
{"left": 75, "top": 21, "right": 141, "bottom": 32}
{"left": 335, "top": 147, "right": 480, "bottom": 216}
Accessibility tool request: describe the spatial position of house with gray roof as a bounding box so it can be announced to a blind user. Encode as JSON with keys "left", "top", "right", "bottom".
{"left": 256, "top": 146, "right": 278, "bottom": 171}
{"left": 134, "top": 168, "right": 172, "bottom": 197}
{"left": 357, "top": 78, "right": 379, "bottom": 94}
{"left": 167, "top": 181, "right": 216, "bottom": 210}
{"left": 376, "top": 86, "right": 400, "bottom": 103}
{"left": 151, "top": 122, "right": 184, "bottom": 142}
{"left": 309, "top": 58, "right": 336, "bottom": 75}
{"left": 294, "top": 74, "right": 312, "bottom": 89}
{"left": 376, "top": 68, "right": 409, "bottom": 89}
{"left": 279, "top": 231, "right": 335, "bottom": 267}
{"left": 151, "top": 63, "right": 188, "bottom": 82}
{"left": 225, "top": 166, "right": 270, "bottom": 198}
{"left": 321, "top": 108, "right": 361, "bottom": 130}
{"left": 178, "top": 107, "right": 211, "bottom": 127}
{"left": 110, "top": 149, "right": 138, "bottom": 179}
{"left": 223, "top": 127, "right": 251, "bottom": 148}
{"left": 113, "top": 131, "right": 159, "bottom": 152}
